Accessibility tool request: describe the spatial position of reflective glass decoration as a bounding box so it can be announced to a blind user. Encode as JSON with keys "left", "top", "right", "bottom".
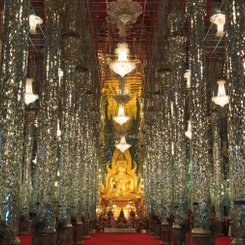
{"left": 0, "top": 0, "right": 29, "bottom": 236}
{"left": 168, "top": 9, "right": 187, "bottom": 225}
{"left": 35, "top": 0, "right": 63, "bottom": 230}
{"left": 226, "top": 0, "right": 245, "bottom": 241}
{"left": 188, "top": 0, "right": 211, "bottom": 228}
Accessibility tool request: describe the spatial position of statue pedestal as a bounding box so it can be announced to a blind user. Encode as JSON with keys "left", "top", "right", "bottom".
{"left": 172, "top": 224, "right": 184, "bottom": 245}
{"left": 160, "top": 222, "right": 171, "bottom": 245}
{"left": 32, "top": 230, "right": 57, "bottom": 245}
{"left": 56, "top": 224, "right": 73, "bottom": 245}
{"left": 73, "top": 222, "right": 84, "bottom": 245}
{"left": 192, "top": 228, "right": 213, "bottom": 245}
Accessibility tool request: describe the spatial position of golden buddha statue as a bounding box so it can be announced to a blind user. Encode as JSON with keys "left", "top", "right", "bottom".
{"left": 100, "top": 149, "right": 142, "bottom": 200}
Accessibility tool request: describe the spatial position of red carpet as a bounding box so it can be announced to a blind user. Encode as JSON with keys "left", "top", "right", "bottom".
{"left": 19, "top": 234, "right": 32, "bottom": 245}
{"left": 18, "top": 233, "right": 231, "bottom": 245}
{"left": 84, "top": 233, "right": 160, "bottom": 245}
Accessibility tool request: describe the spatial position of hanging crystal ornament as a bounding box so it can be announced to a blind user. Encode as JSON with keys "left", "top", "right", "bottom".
{"left": 188, "top": 0, "right": 211, "bottom": 229}
{"left": 226, "top": 0, "right": 245, "bottom": 243}
{"left": 115, "top": 136, "right": 131, "bottom": 153}
{"left": 113, "top": 104, "right": 129, "bottom": 125}
{"left": 168, "top": 9, "right": 187, "bottom": 226}
{"left": 25, "top": 78, "right": 39, "bottom": 105}
{"left": 29, "top": 14, "right": 43, "bottom": 34}
{"left": 210, "top": 12, "right": 226, "bottom": 37}
{"left": 212, "top": 79, "right": 229, "bottom": 107}
{"left": 34, "top": 0, "right": 63, "bottom": 233}
{"left": 185, "top": 120, "right": 192, "bottom": 139}
{"left": 109, "top": 43, "right": 136, "bottom": 77}
{"left": 107, "top": 0, "right": 142, "bottom": 37}
{"left": 0, "top": 0, "right": 29, "bottom": 240}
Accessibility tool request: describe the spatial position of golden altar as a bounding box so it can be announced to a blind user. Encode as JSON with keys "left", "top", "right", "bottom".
{"left": 99, "top": 149, "right": 144, "bottom": 219}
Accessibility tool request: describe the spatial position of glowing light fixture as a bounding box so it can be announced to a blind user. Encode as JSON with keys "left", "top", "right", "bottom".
{"left": 29, "top": 14, "right": 43, "bottom": 34}
{"left": 113, "top": 104, "right": 129, "bottom": 126}
{"left": 115, "top": 136, "right": 131, "bottom": 153}
{"left": 185, "top": 120, "right": 192, "bottom": 139}
{"left": 109, "top": 43, "right": 136, "bottom": 77}
{"left": 184, "top": 69, "right": 191, "bottom": 88}
{"left": 210, "top": 12, "right": 225, "bottom": 37}
{"left": 25, "top": 78, "right": 39, "bottom": 105}
{"left": 57, "top": 119, "right": 61, "bottom": 138}
{"left": 212, "top": 79, "right": 229, "bottom": 107}
{"left": 58, "top": 68, "right": 63, "bottom": 86}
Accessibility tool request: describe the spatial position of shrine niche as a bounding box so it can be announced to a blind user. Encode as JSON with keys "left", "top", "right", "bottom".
{"left": 99, "top": 149, "right": 144, "bottom": 219}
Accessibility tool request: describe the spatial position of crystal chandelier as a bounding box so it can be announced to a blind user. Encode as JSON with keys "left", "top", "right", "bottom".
{"left": 110, "top": 43, "right": 136, "bottom": 77}
{"left": 210, "top": 12, "right": 226, "bottom": 37}
{"left": 115, "top": 136, "right": 131, "bottom": 153}
{"left": 113, "top": 104, "right": 129, "bottom": 126}
{"left": 107, "top": 0, "right": 142, "bottom": 37}
{"left": 212, "top": 79, "right": 229, "bottom": 107}
{"left": 25, "top": 78, "right": 39, "bottom": 105}
{"left": 29, "top": 14, "right": 43, "bottom": 34}
{"left": 185, "top": 120, "right": 192, "bottom": 139}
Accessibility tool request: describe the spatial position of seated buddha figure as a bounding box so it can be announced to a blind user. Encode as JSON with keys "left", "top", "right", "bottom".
{"left": 109, "top": 162, "right": 134, "bottom": 196}
{"left": 101, "top": 150, "right": 141, "bottom": 200}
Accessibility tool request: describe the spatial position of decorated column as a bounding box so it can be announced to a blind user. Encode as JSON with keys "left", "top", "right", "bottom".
{"left": 168, "top": 8, "right": 187, "bottom": 226}
{"left": 0, "top": 0, "right": 29, "bottom": 242}
{"left": 226, "top": 0, "right": 245, "bottom": 244}
{"left": 33, "top": 1, "right": 63, "bottom": 242}
{"left": 58, "top": 0, "right": 83, "bottom": 226}
{"left": 187, "top": 0, "right": 212, "bottom": 241}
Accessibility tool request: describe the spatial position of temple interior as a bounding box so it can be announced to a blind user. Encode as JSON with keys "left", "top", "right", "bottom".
{"left": 0, "top": 0, "right": 244, "bottom": 245}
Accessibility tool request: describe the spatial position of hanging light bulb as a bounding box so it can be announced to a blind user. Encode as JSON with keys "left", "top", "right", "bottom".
{"left": 184, "top": 69, "right": 191, "bottom": 88}
{"left": 210, "top": 12, "right": 226, "bottom": 37}
{"left": 185, "top": 120, "right": 192, "bottom": 139}
{"left": 113, "top": 104, "right": 129, "bottom": 126}
{"left": 212, "top": 79, "right": 229, "bottom": 107}
{"left": 115, "top": 136, "right": 131, "bottom": 153}
{"left": 109, "top": 43, "right": 136, "bottom": 77}
{"left": 25, "top": 78, "right": 39, "bottom": 105}
{"left": 29, "top": 14, "right": 43, "bottom": 34}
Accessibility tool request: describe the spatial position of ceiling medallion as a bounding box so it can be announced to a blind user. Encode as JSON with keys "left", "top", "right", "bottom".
{"left": 107, "top": 0, "right": 142, "bottom": 37}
